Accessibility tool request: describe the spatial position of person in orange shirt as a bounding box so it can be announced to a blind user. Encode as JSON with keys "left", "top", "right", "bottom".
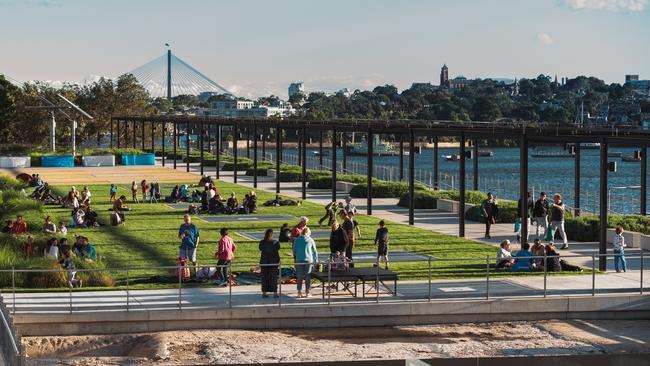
{"left": 10, "top": 215, "right": 27, "bottom": 235}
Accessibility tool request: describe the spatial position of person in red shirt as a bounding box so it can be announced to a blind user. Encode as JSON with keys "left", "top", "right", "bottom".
{"left": 10, "top": 215, "right": 27, "bottom": 235}
{"left": 216, "top": 228, "right": 237, "bottom": 285}
{"left": 141, "top": 180, "right": 149, "bottom": 202}
{"left": 290, "top": 216, "right": 309, "bottom": 247}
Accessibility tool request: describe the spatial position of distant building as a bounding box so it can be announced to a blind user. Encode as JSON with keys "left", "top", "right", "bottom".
{"left": 288, "top": 82, "right": 304, "bottom": 99}
{"left": 337, "top": 88, "right": 352, "bottom": 97}
{"left": 625, "top": 75, "right": 650, "bottom": 96}
{"left": 209, "top": 99, "right": 294, "bottom": 118}
{"left": 449, "top": 76, "right": 469, "bottom": 90}
{"left": 440, "top": 64, "right": 449, "bottom": 87}
{"left": 626, "top": 75, "right": 640, "bottom": 82}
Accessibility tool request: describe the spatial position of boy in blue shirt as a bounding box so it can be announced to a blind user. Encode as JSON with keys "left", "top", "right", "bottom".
{"left": 512, "top": 242, "right": 533, "bottom": 272}
{"left": 178, "top": 214, "right": 200, "bottom": 269}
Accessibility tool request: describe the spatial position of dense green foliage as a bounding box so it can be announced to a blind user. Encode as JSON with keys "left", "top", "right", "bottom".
{"left": 350, "top": 181, "right": 427, "bottom": 198}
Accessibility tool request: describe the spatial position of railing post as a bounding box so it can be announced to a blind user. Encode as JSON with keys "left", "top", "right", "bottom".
{"left": 592, "top": 254, "right": 596, "bottom": 296}
{"left": 428, "top": 257, "right": 432, "bottom": 302}
{"left": 485, "top": 256, "right": 490, "bottom": 300}
{"left": 641, "top": 250, "right": 644, "bottom": 295}
{"left": 543, "top": 252, "right": 547, "bottom": 298}
{"left": 327, "top": 258, "right": 332, "bottom": 305}
{"left": 12, "top": 267, "right": 15, "bottom": 314}
{"left": 69, "top": 270, "right": 72, "bottom": 314}
{"left": 178, "top": 264, "right": 182, "bottom": 311}
{"left": 126, "top": 269, "right": 130, "bottom": 311}
{"left": 376, "top": 259, "right": 380, "bottom": 303}
{"left": 278, "top": 262, "right": 282, "bottom": 308}
{"left": 228, "top": 261, "right": 232, "bottom": 309}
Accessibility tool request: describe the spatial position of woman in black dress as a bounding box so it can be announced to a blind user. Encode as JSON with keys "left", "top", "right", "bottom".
{"left": 259, "top": 228, "right": 281, "bottom": 298}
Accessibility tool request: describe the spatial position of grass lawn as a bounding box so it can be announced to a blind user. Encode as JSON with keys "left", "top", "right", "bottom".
{"left": 21, "top": 178, "right": 582, "bottom": 290}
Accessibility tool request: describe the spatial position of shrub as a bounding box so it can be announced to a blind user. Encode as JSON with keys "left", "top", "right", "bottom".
{"left": 397, "top": 189, "right": 487, "bottom": 208}
{"left": 307, "top": 174, "right": 367, "bottom": 189}
{"left": 0, "top": 176, "right": 26, "bottom": 191}
{"left": 350, "top": 182, "right": 427, "bottom": 198}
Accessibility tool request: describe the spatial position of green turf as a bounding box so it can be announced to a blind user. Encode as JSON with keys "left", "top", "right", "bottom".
{"left": 29, "top": 180, "right": 583, "bottom": 289}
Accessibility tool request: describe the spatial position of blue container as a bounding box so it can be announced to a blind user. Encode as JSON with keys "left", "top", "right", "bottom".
{"left": 121, "top": 153, "right": 155, "bottom": 166}
{"left": 41, "top": 155, "right": 74, "bottom": 167}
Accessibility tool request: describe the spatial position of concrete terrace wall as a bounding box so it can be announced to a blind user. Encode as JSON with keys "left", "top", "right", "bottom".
{"left": 13, "top": 294, "right": 650, "bottom": 336}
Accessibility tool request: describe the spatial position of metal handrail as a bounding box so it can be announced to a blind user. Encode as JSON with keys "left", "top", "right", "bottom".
{"left": 0, "top": 301, "right": 21, "bottom": 360}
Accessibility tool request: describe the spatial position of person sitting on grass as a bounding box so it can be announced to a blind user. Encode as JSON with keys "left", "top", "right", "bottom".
{"left": 278, "top": 223, "right": 291, "bottom": 243}
{"left": 495, "top": 240, "right": 514, "bottom": 269}
{"left": 80, "top": 186, "right": 92, "bottom": 206}
{"left": 10, "top": 215, "right": 27, "bottom": 235}
{"left": 208, "top": 192, "right": 225, "bottom": 214}
{"left": 109, "top": 184, "right": 118, "bottom": 202}
{"left": 112, "top": 195, "right": 130, "bottom": 223}
{"left": 169, "top": 185, "right": 180, "bottom": 202}
{"left": 72, "top": 207, "right": 86, "bottom": 228}
{"left": 530, "top": 239, "right": 546, "bottom": 270}
{"left": 179, "top": 185, "right": 190, "bottom": 202}
{"left": 84, "top": 206, "right": 99, "bottom": 228}
{"left": 226, "top": 193, "right": 238, "bottom": 214}
{"left": 246, "top": 191, "right": 257, "bottom": 213}
{"left": 44, "top": 237, "right": 59, "bottom": 260}
{"left": 374, "top": 220, "right": 390, "bottom": 269}
{"left": 201, "top": 186, "right": 210, "bottom": 212}
{"left": 60, "top": 249, "right": 82, "bottom": 288}
{"left": 59, "top": 237, "right": 70, "bottom": 253}
{"left": 512, "top": 242, "right": 533, "bottom": 272}
{"left": 42, "top": 216, "right": 57, "bottom": 235}
{"left": 57, "top": 221, "right": 68, "bottom": 235}
{"left": 24, "top": 235, "right": 35, "bottom": 257}
{"left": 79, "top": 237, "right": 97, "bottom": 262}
{"left": 545, "top": 244, "right": 562, "bottom": 272}
{"left": 1, "top": 220, "right": 13, "bottom": 234}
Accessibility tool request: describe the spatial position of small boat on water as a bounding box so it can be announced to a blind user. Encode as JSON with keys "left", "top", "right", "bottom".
{"left": 622, "top": 156, "right": 641, "bottom": 162}
{"left": 478, "top": 150, "right": 494, "bottom": 157}
{"left": 608, "top": 151, "right": 623, "bottom": 158}
{"left": 349, "top": 135, "right": 408, "bottom": 156}
{"left": 531, "top": 152, "right": 576, "bottom": 158}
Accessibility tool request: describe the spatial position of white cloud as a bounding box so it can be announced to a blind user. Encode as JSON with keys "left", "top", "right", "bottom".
{"left": 536, "top": 33, "right": 555, "bottom": 45}
{"left": 564, "top": 0, "right": 647, "bottom": 11}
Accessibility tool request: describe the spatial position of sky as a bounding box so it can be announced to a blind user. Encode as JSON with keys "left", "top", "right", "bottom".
{"left": 1, "top": 0, "right": 648, "bottom": 99}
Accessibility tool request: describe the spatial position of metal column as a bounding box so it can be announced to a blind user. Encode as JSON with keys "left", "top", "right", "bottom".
{"left": 141, "top": 120, "right": 145, "bottom": 150}
{"left": 575, "top": 144, "right": 581, "bottom": 216}
{"left": 199, "top": 121, "right": 204, "bottom": 175}
{"left": 642, "top": 147, "right": 647, "bottom": 215}
{"left": 459, "top": 133, "right": 466, "bottom": 237}
{"left": 319, "top": 128, "right": 324, "bottom": 169}
{"left": 275, "top": 125, "right": 281, "bottom": 194}
{"left": 261, "top": 128, "right": 266, "bottom": 158}
{"left": 173, "top": 122, "right": 177, "bottom": 169}
{"left": 151, "top": 121, "right": 155, "bottom": 152}
{"left": 433, "top": 137, "right": 439, "bottom": 190}
{"left": 367, "top": 127, "right": 373, "bottom": 215}
{"left": 161, "top": 122, "right": 166, "bottom": 167}
{"left": 408, "top": 129, "right": 415, "bottom": 225}
{"left": 216, "top": 125, "right": 221, "bottom": 179}
{"left": 473, "top": 141, "right": 479, "bottom": 191}
{"left": 253, "top": 123, "right": 258, "bottom": 188}
{"left": 233, "top": 124, "right": 238, "bottom": 183}
{"left": 399, "top": 135, "right": 404, "bottom": 181}
{"left": 520, "top": 135, "right": 529, "bottom": 241}
{"left": 332, "top": 128, "right": 337, "bottom": 202}
{"left": 246, "top": 127, "right": 250, "bottom": 159}
{"left": 342, "top": 132, "right": 347, "bottom": 173}
{"left": 116, "top": 120, "right": 120, "bottom": 148}
{"left": 599, "top": 140, "right": 608, "bottom": 271}
{"left": 110, "top": 120, "right": 114, "bottom": 148}
{"left": 185, "top": 122, "right": 190, "bottom": 173}
{"left": 132, "top": 121, "right": 136, "bottom": 149}
{"left": 301, "top": 127, "right": 307, "bottom": 200}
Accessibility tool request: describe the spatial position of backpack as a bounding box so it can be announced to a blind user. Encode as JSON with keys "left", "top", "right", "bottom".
{"left": 331, "top": 252, "right": 349, "bottom": 272}
{"left": 175, "top": 257, "right": 191, "bottom": 281}
{"left": 110, "top": 212, "right": 122, "bottom": 226}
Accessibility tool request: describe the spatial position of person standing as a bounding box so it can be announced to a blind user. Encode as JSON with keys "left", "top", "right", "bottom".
{"left": 516, "top": 192, "right": 533, "bottom": 242}
{"left": 329, "top": 221, "right": 349, "bottom": 258}
{"left": 141, "top": 180, "right": 149, "bottom": 202}
{"left": 290, "top": 216, "right": 309, "bottom": 248}
{"left": 216, "top": 228, "right": 236, "bottom": 285}
{"left": 613, "top": 225, "right": 627, "bottom": 273}
{"left": 292, "top": 227, "right": 318, "bottom": 298}
{"left": 319, "top": 202, "right": 338, "bottom": 226}
{"left": 178, "top": 214, "right": 200, "bottom": 270}
{"left": 549, "top": 193, "right": 569, "bottom": 249}
{"left": 374, "top": 220, "right": 390, "bottom": 269}
{"left": 259, "top": 228, "right": 280, "bottom": 298}
{"left": 109, "top": 184, "right": 118, "bottom": 202}
{"left": 131, "top": 181, "right": 139, "bottom": 203}
{"left": 481, "top": 192, "right": 498, "bottom": 239}
{"left": 533, "top": 192, "right": 549, "bottom": 238}
{"left": 341, "top": 212, "right": 355, "bottom": 267}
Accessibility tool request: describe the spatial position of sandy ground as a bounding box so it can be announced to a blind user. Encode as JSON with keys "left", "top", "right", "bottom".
{"left": 22, "top": 320, "right": 650, "bottom": 365}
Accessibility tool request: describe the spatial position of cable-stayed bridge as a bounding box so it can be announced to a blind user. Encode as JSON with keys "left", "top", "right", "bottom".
{"left": 128, "top": 50, "right": 233, "bottom": 99}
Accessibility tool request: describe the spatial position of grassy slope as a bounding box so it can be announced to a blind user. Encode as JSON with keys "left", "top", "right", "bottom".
{"left": 40, "top": 180, "right": 581, "bottom": 289}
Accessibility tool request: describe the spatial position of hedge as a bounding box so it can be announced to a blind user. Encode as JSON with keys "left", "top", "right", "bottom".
{"left": 350, "top": 182, "right": 427, "bottom": 198}
{"left": 397, "top": 190, "right": 488, "bottom": 208}
{"left": 308, "top": 174, "right": 368, "bottom": 189}
{"left": 465, "top": 200, "right": 518, "bottom": 224}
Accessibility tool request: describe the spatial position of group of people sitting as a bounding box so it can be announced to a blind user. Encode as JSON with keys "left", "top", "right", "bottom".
{"left": 496, "top": 239, "right": 581, "bottom": 272}
{"left": 1, "top": 215, "right": 28, "bottom": 235}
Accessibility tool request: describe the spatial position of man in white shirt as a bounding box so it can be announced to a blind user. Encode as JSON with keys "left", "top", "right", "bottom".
{"left": 496, "top": 240, "right": 514, "bottom": 269}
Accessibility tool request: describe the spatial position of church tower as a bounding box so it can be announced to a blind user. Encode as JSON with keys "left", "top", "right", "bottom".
{"left": 440, "top": 64, "right": 449, "bottom": 88}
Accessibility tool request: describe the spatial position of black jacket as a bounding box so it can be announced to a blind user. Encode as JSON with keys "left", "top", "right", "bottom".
{"left": 329, "top": 227, "right": 349, "bottom": 253}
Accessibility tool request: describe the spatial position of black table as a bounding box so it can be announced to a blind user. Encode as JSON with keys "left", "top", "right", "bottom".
{"left": 311, "top": 267, "right": 398, "bottom": 298}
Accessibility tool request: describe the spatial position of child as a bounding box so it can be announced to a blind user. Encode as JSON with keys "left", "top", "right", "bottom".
{"left": 109, "top": 184, "right": 118, "bottom": 202}
{"left": 60, "top": 250, "right": 82, "bottom": 288}
{"left": 131, "top": 181, "right": 139, "bottom": 203}
{"left": 59, "top": 237, "right": 70, "bottom": 253}
{"left": 278, "top": 223, "right": 291, "bottom": 243}
{"left": 613, "top": 225, "right": 627, "bottom": 273}
{"left": 141, "top": 180, "right": 149, "bottom": 202}
{"left": 44, "top": 238, "right": 59, "bottom": 260}
{"left": 512, "top": 242, "right": 533, "bottom": 272}
{"left": 374, "top": 220, "right": 389, "bottom": 269}
{"left": 57, "top": 221, "right": 68, "bottom": 236}
{"left": 24, "top": 235, "right": 35, "bottom": 257}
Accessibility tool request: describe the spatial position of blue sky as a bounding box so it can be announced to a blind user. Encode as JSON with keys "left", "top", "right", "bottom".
{"left": 1, "top": 0, "right": 648, "bottom": 98}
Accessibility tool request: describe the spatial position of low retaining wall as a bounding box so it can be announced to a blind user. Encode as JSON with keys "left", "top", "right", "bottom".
{"left": 41, "top": 155, "right": 74, "bottom": 167}
{"left": 0, "top": 156, "right": 30, "bottom": 168}
{"left": 82, "top": 155, "right": 115, "bottom": 167}
{"left": 121, "top": 153, "right": 155, "bottom": 166}
{"left": 607, "top": 228, "right": 641, "bottom": 248}
{"left": 436, "top": 199, "right": 475, "bottom": 214}
{"left": 336, "top": 181, "right": 356, "bottom": 193}
{"left": 13, "top": 294, "right": 650, "bottom": 336}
